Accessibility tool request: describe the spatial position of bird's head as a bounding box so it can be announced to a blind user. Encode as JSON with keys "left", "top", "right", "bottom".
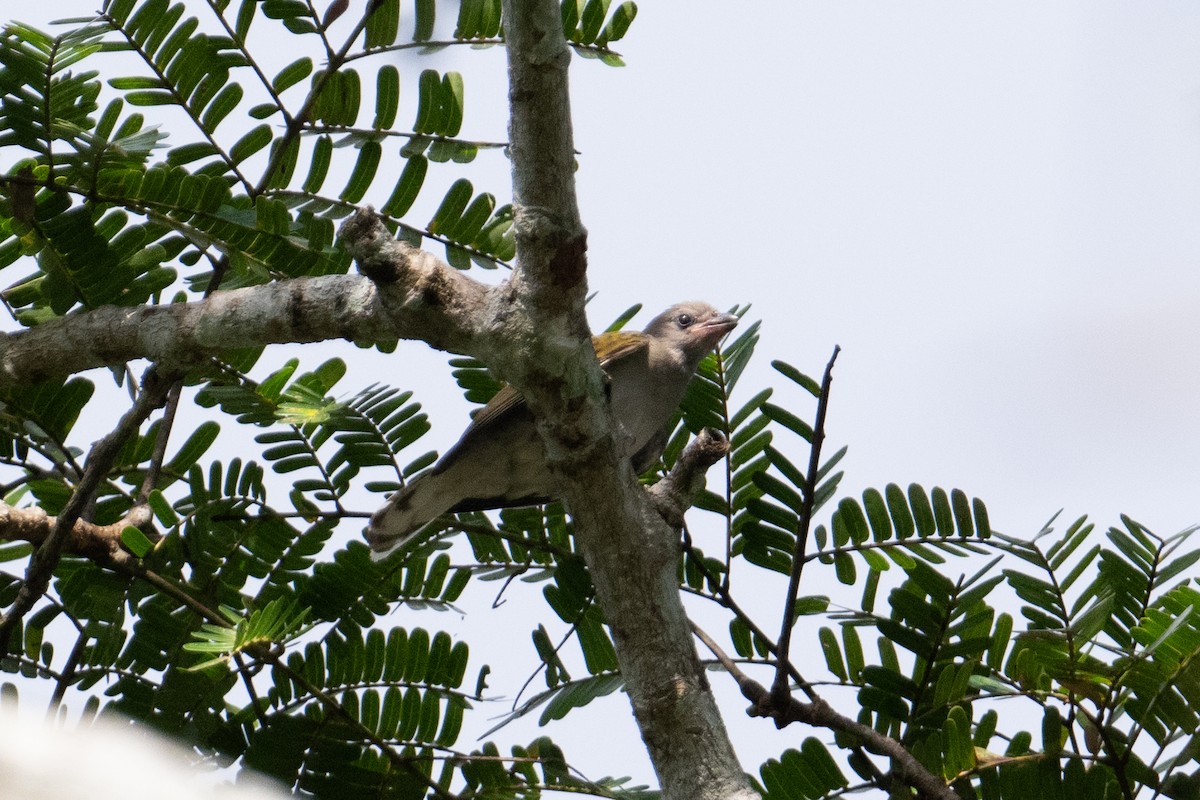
{"left": 642, "top": 302, "right": 739, "bottom": 368}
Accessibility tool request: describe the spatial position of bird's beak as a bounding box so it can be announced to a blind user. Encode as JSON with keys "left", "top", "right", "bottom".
{"left": 698, "top": 312, "right": 739, "bottom": 344}
{"left": 702, "top": 312, "right": 739, "bottom": 336}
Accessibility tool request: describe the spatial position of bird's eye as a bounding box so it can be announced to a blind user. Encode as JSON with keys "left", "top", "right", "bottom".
{"left": 677, "top": 313, "right": 693, "bottom": 328}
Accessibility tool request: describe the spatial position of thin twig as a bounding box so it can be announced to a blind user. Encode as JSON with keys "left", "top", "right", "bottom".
{"left": 250, "top": 0, "right": 384, "bottom": 204}
{"left": 771, "top": 345, "right": 839, "bottom": 703}
{"left": 0, "top": 368, "right": 175, "bottom": 655}
{"left": 137, "top": 381, "right": 183, "bottom": 502}
{"left": 512, "top": 592, "right": 595, "bottom": 710}
{"left": 692, "top": 621, "right": 958, "bottom": 800}
{"left": 298, "top": 123, "right": 507, "bottom": 151}
{"left": 234, "top": 653, "right": 271, "bottom": 728}
{"left": 680, "top": 566, "right": 886, "bottom": 784}
{"left": 130, "top": 565, "right": 227, "bottom": 626}
{"left": 677, "top": 567, "right": 813, "bottom": 698}
{"left": 47, "top": 630, "right": 89, "bottom": 714}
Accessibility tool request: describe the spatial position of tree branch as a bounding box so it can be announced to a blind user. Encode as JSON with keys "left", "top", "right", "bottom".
{"left": 772, "top": 345, "right": 840, "bottom": 703}
{"left": 648, "top": 428, "right": 731, "bottom": 529}
{"left": 0, "top": 368, "right": 173, "bottom": 654}
{"left": 692, "top": 623, "right": 959, "bottom": 800}
{"left": 0, "top": 503, "right": 137, "bottom": 566}
{"left": 489, "top": 3, "right": 757, "bottom": 798}
{"left": 0, "top": 230, "right": 497, "bottom": 387}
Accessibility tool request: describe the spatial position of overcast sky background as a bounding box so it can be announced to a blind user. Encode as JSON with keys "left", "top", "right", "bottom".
{"left": 9, "top": 0, "right": 1200, "bottom": 788}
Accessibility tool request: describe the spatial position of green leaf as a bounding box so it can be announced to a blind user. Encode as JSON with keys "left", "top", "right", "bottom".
{"left": 1041, "top": 706, "right": 1064, "bottom": 755}
{"left": 909, "top": 484, "right": 936, "bottom": 537}
{"left": 834, "top": 498, "right": 869, "bottom": 545}
{"left": 862, "top": 488, "right": 891, "bottom": 542}
{"left": 302, "top": 135, "right": 333, "bottom": 193}
{"left": 123, "top": 88, "right": 175, "bottom": 106}
{"left": 730, "top": 618, "right": 753, "bottom": 659}
{"left": 272, "top": 57, "right": 313, "bottom": 93}
{"left": 380, "top": 155, "right": 426, "bottom": 218}
{"left": 373, "top": 65, "right": 399, "bottom": 129}
{"left": 561, "top": 0, "right": 582, "bottom": 37}
{"left": 340, "top": 139, "right": 381, "bottom": 203}
{"left": 579, "top": 0, "right": 610, "bottom": 44}
{"left": 147, "top": 490, "right": 178, "bottom": 527}
{"left": 429, "top": 178, "right": 473, "bottom": 235}
{"left": 414, "top": 0, "right": 436, "bottom": 40}
{"left": 414, "top": 68, "right": 439, "bottom": 133}
{"left": 762, "top": 402, "right": 813, "bottom": 442}
{"left": 601, "top": 1, "right": 637, "bottom": 42}
{"left": 230, "top": 123, "right": 273, "bottom": 164}
{"left": 455, "top": 0, "right": 483, "bottom": 38}
{"left": 453, "top": 193, "right": 495, "bottom": 244}
{"left": 772, "top": 359, "right": 821, "bottom": 396}
{"left": 842, "top": 625, "right": 864, "bottom": 679}
{"left": 753, "top": 471, "right": 804, "bottom": 515}
{"left": 442, "top": 72, "right": 464, "bottom": 137}
{"left": 819, "top": 627, "right": 846, "bottom": 681}
{"left": 165, "top": 421, "right": 220, "bottom": 479}
{"left": 931, "top": 487, "right": 954, "bottom": 536}
{"left": 538, "top": 673, "right": 623, "bottom": 724}
{"left": 833, "top": 551, "right": 856, "bottom": 585}
{"left": 884, "top": 483, "right": 915, "bottom": 539}
{"left": 109, "top": 76, "right": 165, "bottom": 90}
{"left": 119, "top": 525, "right": 154, "bottom": 557}
{"left": 364, "top": 0, "right": 400, "bottom": 48}
{"left": 950, "top": 488, "right": 974, "bottom": 538}
{"left": 200, "top": 83, "right": 243, "bottom": 132}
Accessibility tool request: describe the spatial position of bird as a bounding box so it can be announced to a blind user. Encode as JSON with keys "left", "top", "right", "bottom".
{"left": 365, "top": 302, "right": 739, "bottom": 558}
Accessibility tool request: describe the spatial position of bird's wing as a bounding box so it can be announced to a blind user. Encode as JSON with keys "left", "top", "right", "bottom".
{"left": 460, "top": 331, "right": 648, "bottom": 434}
{"left": 594, "top": 331, "right": 648, "bottom": 369}
{"left": 433, "top": 332, "right": 649, "bottom": 475}
{"left": 463, "top": 383, "right": 525, "bottom": 433}
{"left": 430, "top": 383, "right": 528, "bottom": 475}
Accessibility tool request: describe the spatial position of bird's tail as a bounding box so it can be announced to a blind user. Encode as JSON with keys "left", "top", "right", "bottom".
{"left": 365, "top": 475, "right": 454, "bottom": 561}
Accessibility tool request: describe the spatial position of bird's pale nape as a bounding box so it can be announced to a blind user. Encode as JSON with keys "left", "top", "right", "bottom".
{"left": 365, "top": 302, "right": 738, "bottom": 559}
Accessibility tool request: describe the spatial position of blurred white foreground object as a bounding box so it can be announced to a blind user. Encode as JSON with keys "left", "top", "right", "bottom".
{"left": 0, "top": 712, "right": 286, "bottom": 800}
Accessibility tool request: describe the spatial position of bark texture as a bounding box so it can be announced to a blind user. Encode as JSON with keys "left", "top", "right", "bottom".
{"left": 0, "top": 234, "right": 498, "bottom": 386}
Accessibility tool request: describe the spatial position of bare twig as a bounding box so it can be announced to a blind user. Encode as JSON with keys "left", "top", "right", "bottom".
{"left": 512, "top": 592, "right": 595, "bottom": 710}
{"left": 692, "top": 622, "right": 958, "bottom": 800}
{"left": 678, "top": 542, "right": 815, "bottom": 698}
{"left": 234, "top": 653, "right": 271, "bottom": 728}
{"left": 771, "top": 345, "right": 840, "bottom": 704}
{"left": 647, "top": 428, "right": 730, "bottom": 529}
{"left": 0, "top": 368, "right": 175, "bottom": 655}
{"left": 136, "top": 380, "right": 183, "bottom": 504}
{"left": 47, "top": 630, "right": 88, "bottom": 714}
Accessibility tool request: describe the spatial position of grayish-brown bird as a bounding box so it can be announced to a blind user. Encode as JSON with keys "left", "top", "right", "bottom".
{"left": 366, "top": 302, "right": 738, "bottom": 558}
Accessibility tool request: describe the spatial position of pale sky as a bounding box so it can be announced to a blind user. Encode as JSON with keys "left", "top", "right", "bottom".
{"left": 6, "top": 0, "right": 1200, "bottom": 788}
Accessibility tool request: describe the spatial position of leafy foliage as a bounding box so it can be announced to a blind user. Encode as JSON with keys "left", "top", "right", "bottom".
{"left": 0, "top": 1, "right": 645, "bottom": 796}
{"left": 4, "top": 2, "right": 1200, "bottom": 800}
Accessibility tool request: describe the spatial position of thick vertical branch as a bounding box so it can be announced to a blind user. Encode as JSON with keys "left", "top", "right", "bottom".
{"left": 498, "top": 0, "right": 595, "bottom": 402}
{"left": 503, "top": 0, "right": 585, "bottom": 300}
{"left": 500, "top": 3, "right": 756, "bottom": 798}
